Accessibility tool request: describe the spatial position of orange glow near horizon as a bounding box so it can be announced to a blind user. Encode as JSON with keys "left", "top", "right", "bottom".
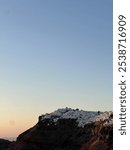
{"left": 0, "top": 108, "right": 41, "bottom": 138}
{"left": 0, "top": 117, "right": 37, "bottom": 138}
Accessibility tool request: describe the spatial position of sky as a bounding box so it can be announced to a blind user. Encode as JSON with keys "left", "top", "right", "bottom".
{"left": 0, "top": 0, "right": 112, "bottom": 138}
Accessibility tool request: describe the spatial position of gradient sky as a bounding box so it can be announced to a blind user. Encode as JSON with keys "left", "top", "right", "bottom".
{"left": 0, "top": 0, "right": 112, "bottom": 138}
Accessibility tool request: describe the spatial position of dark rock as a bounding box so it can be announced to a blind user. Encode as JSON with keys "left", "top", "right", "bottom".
{"left": 0, "top": 139, "right": 12, "bottom": 150}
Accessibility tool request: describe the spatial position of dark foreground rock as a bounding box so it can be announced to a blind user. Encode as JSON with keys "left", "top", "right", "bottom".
{"left": 0, "top": 139, "right": 12, "bottom": 150}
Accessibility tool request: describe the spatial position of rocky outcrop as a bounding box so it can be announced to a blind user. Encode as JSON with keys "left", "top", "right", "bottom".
{"left": 81, "top": 122, "right": 113, "bottom": 150}
{"left": 8, "top": 108, "right": 113, "bottom": 150}
{"left": 0, "top": 139, "right": 12, "bottom": 150}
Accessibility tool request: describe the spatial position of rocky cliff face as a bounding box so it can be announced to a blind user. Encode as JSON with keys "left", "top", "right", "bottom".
{"left": 8, "top": 108, "right": 113, "bottom": 150}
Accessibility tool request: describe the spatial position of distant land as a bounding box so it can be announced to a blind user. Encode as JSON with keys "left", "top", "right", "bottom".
{"left": 1, "top": 138, "right": 16, "bottom": 142}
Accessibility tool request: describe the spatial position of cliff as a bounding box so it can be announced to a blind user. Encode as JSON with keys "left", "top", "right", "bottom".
{"left": 8, "top": 108, "right": 113, "bottom": 150}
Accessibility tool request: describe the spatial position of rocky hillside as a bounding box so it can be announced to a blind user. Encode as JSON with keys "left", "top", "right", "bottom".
{"left": 8, "top": 108, "right": 113, "bottom": 150}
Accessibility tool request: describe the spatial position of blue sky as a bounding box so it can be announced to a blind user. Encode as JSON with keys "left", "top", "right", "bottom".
{"left": 0, "top": 0, "right": 112, "bottom": 137}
